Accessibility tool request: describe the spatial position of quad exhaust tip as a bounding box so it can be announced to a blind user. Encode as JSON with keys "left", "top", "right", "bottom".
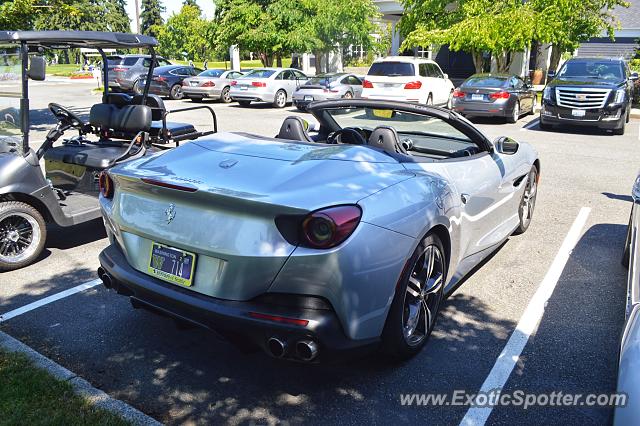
{"left": 295, "top": 340, "right": 318, "bottom": 362}
{"left": 97, "top": 267, "right": 112, "bottom": 289}
{"left": 267, "top": 337, "right": 287, "bottom": 358}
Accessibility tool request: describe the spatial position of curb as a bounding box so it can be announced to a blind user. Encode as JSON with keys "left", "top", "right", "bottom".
{"left": 0, "top": 330, "right": 162, "bottom": 426}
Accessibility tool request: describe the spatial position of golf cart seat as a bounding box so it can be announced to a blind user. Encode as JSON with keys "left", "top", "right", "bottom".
{"left": 43, "top": 144, "right": 133, "bottom": 169}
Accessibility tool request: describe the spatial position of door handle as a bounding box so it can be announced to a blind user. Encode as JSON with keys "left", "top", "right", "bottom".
{"left": 461, "top": 193, "right": 470, "bottom": 204}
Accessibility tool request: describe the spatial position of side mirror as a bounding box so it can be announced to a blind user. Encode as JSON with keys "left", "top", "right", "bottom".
{"left": 28, "top": 56, "right": 46, "bottom": 81}
{"left": 631, "top": 72, "right": 639, "bottom": 81}
{"left": 547, "top": 70, "right": 556, "bottom": 79}
{"left": 493, "top": 136, "right": 519, "bottom": 155}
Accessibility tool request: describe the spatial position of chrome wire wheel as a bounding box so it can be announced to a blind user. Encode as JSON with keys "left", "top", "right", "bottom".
{"left": 0, "top": 212, "right": 40, "bottom": 264}
{"left": 520, "top": 168, "right": 537, "bottom": 229}
{"left": 402, "top": 244, "right": 445, "bottom": 347}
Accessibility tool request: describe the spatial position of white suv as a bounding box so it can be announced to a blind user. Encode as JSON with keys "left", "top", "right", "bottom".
{"left": 361, "top": 56, "right": 455, "bottom": 106}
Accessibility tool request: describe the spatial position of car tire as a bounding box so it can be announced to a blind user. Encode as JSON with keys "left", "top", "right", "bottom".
{"left": 343, "top": 91, "right": 353, "bottom": 99}
{"left": 507, "top": 102, "right": 520, "bottom": 123}
{"left": 626, "top": 105, "right": 631, "bottom": 123}
{"left": 381, "top": 232, "right": 446, "bottom": 360}
{"left": 220, "top": 86, "right": 232, "bottom": 103}
{"left": 0, "top": 201, "right": 47, "bottom": 271}
{"left": 190, "top": 96, "right": 203, "bottom": 103}
{"left": 529, "top": 96, "right": 537, "bottom": 115}
{"left": 132, "top": 79, "right": 143, "bottom": 95}
{"left": 238, "top": 100, "right": 251, "bottom": 107}
{"left": 513, "top": 165, "right": 538, "bottom": 235}
{"left": 426, "top": 94, "right": 433, "bottom": 106}
{"left": 273, "top": 90, "right": 287, "bottom": 108}
{"left": 623, "top": 213, "right": 632, "bottom": 268}
{"left": 169, "top": 84, "right": 184, "bottom": 100}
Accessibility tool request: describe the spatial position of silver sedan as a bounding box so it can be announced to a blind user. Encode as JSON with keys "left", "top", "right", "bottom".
{"left": 292, "top": 73, "right": 363, "bottom": 111}
{"left": 229, "top": 68, "right": 308, "bottom": 108}
{"left": 182, "top": 69, "right": 245, "bottom": 103}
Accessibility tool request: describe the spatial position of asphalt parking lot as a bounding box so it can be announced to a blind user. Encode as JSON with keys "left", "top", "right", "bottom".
{"left": 0, "top": 78, "right": 638, "bottom": 425}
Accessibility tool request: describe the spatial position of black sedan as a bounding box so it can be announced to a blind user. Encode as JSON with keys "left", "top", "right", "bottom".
{"left": 451, "top": 74, "right": 536, "bottom": 123}
{"left": 138, "top": 65, "right": 203, "bottom": 100}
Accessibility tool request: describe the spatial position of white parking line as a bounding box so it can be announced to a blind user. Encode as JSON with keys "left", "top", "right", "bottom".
{"left": 0, "top": 279, "right": 101, "bottom": 323}
{"left": 459, "top": 207, "right": 591, "bottom": 426}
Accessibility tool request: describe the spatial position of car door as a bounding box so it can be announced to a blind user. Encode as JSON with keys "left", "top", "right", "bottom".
{"left": 292, "top": 70, "right": 307, "bottom": 98}
{"left": 430, "top": 63, "right": 449, "bottom": 105}
{"left": 511, "top": 76, "right": 531, "bottom": 112}
{"left": 347, "top": 75, "right": 363, "bottom": 97}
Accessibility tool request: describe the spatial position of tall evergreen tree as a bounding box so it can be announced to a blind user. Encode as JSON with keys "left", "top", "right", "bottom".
{"left": 140, "top": 0, "right": 164, "bottom": 37}
{"left": 105, "top": 0, "right": 131, "bottom": 32}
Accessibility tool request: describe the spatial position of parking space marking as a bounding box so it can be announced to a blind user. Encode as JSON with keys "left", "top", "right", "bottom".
{"left": 459, "top": 207, "right": 591, "bottom": 426}
{"left": 0, "top": 279, "right": 101, "bottom": 323}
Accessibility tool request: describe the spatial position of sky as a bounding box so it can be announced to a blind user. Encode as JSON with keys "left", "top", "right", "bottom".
{"left": 125, "top": 0, "right": 216, "bottom": 32}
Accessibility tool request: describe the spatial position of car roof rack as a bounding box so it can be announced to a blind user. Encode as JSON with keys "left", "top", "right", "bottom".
{"left": 0, "top": 31, "right": 157, "bottom": 49}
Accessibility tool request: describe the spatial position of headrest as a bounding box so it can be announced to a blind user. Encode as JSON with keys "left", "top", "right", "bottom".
{"left": 276, "top": 116, "right": 313, "bottom": 142}
{"left": 90, "top": 104, "right": 151, "bottom": 133}
{"left": 367, "top": 126, "right": 407, "bottom": 154}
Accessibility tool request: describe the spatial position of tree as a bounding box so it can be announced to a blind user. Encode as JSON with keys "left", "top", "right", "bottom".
{"left": 0, "top": 0, "right": 35, "bottom": 30}
{"left": 157, "top": 4, "right": 211, "bottom": 60}
{"left": 140, "top": 0, "right": 164, "bottom": 37}
{"left": 105, "top": 0, "right": 131, "bottom": 33}
{"left": 182, "top": 0, "right": 198, "bottom": 8}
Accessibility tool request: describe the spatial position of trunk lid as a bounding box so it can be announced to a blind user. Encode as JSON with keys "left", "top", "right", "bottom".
{"left": 109, "top": 132, "right": 411, "bottom": 301}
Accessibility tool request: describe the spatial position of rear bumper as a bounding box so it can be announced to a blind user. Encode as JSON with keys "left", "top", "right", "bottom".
{"left": 98, "top": 244, "right": 378, "bottom": 362}
{"left": 452, "top": 100, "right": 511, "bottom": 117}
{"left": 183, "top": 87, "right": 222, "bottom": 98}
{"left": 540, "top": 102, "right": 626, "bottom": 130}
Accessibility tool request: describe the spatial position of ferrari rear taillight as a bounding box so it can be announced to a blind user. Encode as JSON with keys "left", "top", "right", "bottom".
{"left": 98, "top": 172, "right": 114, "bottom": 199}
{"left": 301, "top": 205, "right": 361, "bottom": 249}
{"left": 404, "top": 81, "right": 422, "bottom": 89}
{"left": 202, "top": 81, "right": 215, "bottom": 87}
{"left": 252, "top": 81, "right": 266, "bottom": 87}
{"left": 490, "top": 91, "right": 510, "bottom": 99}
{"left": 453, "top": 89, "right": 465, "bottom": 98}
{"left": 362, "top": 80, "right": 373, "bottom": 88}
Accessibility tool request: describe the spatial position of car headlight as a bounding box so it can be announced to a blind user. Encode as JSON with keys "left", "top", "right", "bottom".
{"left": 615, "top": 89, "right": 626, "bottom": 104}
{"left": 543, "top": 86, "right": 552, "bottom": 100}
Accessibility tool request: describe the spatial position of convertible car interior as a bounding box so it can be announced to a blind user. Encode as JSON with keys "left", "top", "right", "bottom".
{"left": 274, "top": 106, "right": 483, "bottom": 161}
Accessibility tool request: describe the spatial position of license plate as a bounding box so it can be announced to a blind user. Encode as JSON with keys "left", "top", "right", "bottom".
{"left": 190, "top": 81, "right": 199, "bottom": 86}
{"left": 148, "top": 243, "right": 196, "bottom": 287}
{"left": 471, "top": 94, "right": 484, "bottom": 101}
{"left": 572, "top": 109, "right": 586, "bottom": 117}
{"left": 304, "top": 95, "right": 313, "bottom": 101}
{"left": 240, "top": 86, "right": 248, "bottom": 91}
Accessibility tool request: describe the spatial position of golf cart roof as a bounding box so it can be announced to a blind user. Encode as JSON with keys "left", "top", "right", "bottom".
{"left": 0, "top": 31, "right": 157, "bottom": 49}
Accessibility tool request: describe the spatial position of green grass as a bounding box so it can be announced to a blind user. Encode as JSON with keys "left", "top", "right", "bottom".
{"left": 47, "top": 64, "right": 90, "bottom": 77}
{"left": 173, "top": 58, "right": 292, "bottom": 69}
{"left": 0, "top": 350, "right": 130, "bottom": 426}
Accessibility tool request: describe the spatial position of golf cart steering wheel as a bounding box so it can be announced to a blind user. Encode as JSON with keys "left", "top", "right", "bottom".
{"left": 48, "top": 103, "right": 85, "bottom": 130}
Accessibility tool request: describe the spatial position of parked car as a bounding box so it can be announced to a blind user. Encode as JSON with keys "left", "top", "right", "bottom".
{"left": 230, "top": 68, "right": 308, "bottom": 108}
{"left": 540, "top": 57, "right": 637, "bottom": 135}
{"left": 97, "top": 99, "right": 539, "bottom": 363}
{"left": 182, "top": 69, "right": 245, "bottom": 103}
{"left": 107, "top": 54, "right": 172, "bottom": 93}
{"left": 361, "top": 56, "right": 455, "bottom": 106}
{"left": 617, "top": 173, "right": 640, "bottom": 424}
{"left": 292, "top": 73, "right": 363, "bottom": 111}
{"left": 138, "top": 65, "right": 203, "bottom": 100}
{"left": 451, "top": 74, "right": 537, "bottom": 123}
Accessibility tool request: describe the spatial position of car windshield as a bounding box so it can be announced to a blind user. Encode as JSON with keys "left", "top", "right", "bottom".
{"left": 106, "top": 56, "right": 123, "bottom": 66}
{"left": 199, "top": 69, "right": 224, "bottom": 77}
{"left": 241, "top": 69, "right": 276, "bottom": 79}
{"left": 368, "top": 62, "right": 415, "bottom": 77}
{"left": 306, "top": 75, "right": 342, "bottom": 85}
{"left": 463, "top": 76, "right": 508, "bottom": 87}
{"left": 557, "top": 61, "right": 624, "bottom": 80}
{"left": 0, "top": 45, "right": 23, "bottom": 155}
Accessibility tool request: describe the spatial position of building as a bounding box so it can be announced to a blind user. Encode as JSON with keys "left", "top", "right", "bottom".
{"left": 577, "top": 0, "right": 640, "bottom": 59}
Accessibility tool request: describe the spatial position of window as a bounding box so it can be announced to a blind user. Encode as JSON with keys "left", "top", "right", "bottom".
{"left": 368, "top": 62, "right": 415, "bottom": 77}
{"left": 122, "top": 57, "right": 138, "bottom": 66}
{"left": 293, "top": 70, "right": 306, "bottom": 80}
{"left": 347, "top": 75, "right": 362, "bottom": 85}
{"left": 419, "top": 63, "right": 429, "bottom": 77}
{"left": 514, "top": 77, "right": 525, "bottom": 89}
{"left": 427, "top": 63, "right": 444, "bottom": 78}
{"left": 242, "top": 69, "right": 276, "bottom": 79}
{"left": 199, "top": 69, "right": 224, "bottom": 78}
{"left": 280, "top": 70, "right": 295, "bottom": 80}
{"left": 158, "top": 59, "right": 171, "bottom": 67}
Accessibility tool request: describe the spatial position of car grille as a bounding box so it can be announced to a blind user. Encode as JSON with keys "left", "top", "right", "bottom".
{"left": 555, "top": 87, "right": 611, "bottom": 109}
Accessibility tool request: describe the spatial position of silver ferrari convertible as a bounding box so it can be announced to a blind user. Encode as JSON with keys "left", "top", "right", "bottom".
{"left": 97, "top": 100, "right": 539, "bottom": 362}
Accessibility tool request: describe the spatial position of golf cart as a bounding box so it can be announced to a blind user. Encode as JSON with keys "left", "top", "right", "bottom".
{"left": 0, "top": 31, "right": 217, "bottom": 271}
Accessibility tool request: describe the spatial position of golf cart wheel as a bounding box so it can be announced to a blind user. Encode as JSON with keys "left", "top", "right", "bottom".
{"left": 220, "top": 86, "right": 232, "bottom": 103}
{"left": 169, "top": 84, "right": 184, "bottom": 100}
{"left": 0, "top": 201, "right": 47, "bottom": 271}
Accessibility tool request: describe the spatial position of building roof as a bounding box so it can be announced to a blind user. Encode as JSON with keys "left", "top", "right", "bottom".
{"left": 612, "top": 0, "right": 640, "bottom": 29}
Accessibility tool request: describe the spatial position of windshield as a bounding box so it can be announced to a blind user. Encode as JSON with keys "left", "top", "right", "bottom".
{"left": 241, "top": 69, "right": 275, "bottom": 79}
{"left": 199, "top": 69, "right": 224, "bottom": 77}
{"left": 0, "top": 45, "right": 23, "bottom": 154}
{"left": 463, "top": 76, "right": 508, "bottom": 88}
{"left": 368, "top": 62, "right": 415, "bottom": 77}
{"left": 106, "top": 56, "right": 122, "bottom": 65}
{"left": 557, "top": 61, "right": 624, "bottom": 80}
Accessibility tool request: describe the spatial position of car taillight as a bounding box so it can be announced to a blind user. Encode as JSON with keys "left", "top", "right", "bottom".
{"left": 301, "top": 205, "right": 361, "bottom": 249}
{"left": 113, "top": 67, "right": 126, "bottom": 72}
{"left": 404, "top": 81, "right": 422, "bottom": 89}
{"left": 202, "top": 81, "right": 215, "bottom": 87}
{"left": 490, "top": 91, "right": 510, "bottom": 99}
{"left": 362, "top": 80, "right": 373, "bottom": 88}
{"left": 98, "top": 172, "right": 114, "bottom": 199}
{"left": 231, "top": 80, "right": 237, "bottom": 86}
{"left": 252, "top": 81, "right": 266, "bottom": 87}
{"left": 153, "top": 75, "right": 166, "bottom": 82}
{"left": 453, "top": 89, "right": 465, "bottom": 98}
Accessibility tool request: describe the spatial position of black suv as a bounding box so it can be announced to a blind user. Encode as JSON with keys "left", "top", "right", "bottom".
{"left": 540, "top": 57, "right": 638, "bottom": 135}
